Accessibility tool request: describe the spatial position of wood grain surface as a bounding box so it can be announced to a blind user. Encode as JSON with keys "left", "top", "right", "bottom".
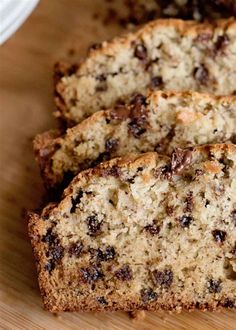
{"left": 0, "top": 1, "right": 236, "bottom": 329}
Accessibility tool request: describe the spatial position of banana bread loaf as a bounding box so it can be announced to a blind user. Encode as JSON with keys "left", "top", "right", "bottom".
{"left": 35, "top": 91, "right": 236, "bottom": 189}
{"left": 29, "top": 144, "right": 236, "bottom": 312}
{"left": 55, "top": 18, "right": 236, "bottom": 125}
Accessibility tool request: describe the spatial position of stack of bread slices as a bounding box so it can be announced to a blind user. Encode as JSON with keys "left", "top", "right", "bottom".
{"left": 29, "top": 4, "right": 236, "bottom": 314}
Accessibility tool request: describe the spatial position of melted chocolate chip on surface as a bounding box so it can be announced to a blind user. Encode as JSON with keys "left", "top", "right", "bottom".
{"left": 171, "top": 148, "right": 193, "bottom": 174}
{"left": 153, "top": 165, "right": 172, "bottom": 180}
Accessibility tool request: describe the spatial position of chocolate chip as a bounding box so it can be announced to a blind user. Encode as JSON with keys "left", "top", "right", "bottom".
{"left": 81, "top": 266, "right": 104, "bottom": 283}
{"left": 205, "top": 199, "right": 210, "bottom": 207}
{"left": 171, "top": 148, "right": 193, "bottom": 175}
{"left": 194, "top": 169, "right": 204, "bottom": 178}
{"left": 68, "top": 242, "right": 83, "bottom": 258}
{"left": 128, "top": 119, "right": 147, "bottom": 138}
{"left": 105, "top": 138, "right": 119, "bottom": 153}
{"left": 127, "top": 94, "right": 148, "bottom": 138}
{"left": 70, "top": 190, "right": 84, "bottom": 213}
{"left": 231, "top": 210, "right": 236, "bottom": 225}
{"left": 184, "top": 192, "right": 194, "bottom": 213}
{"left": 134, "top": 43, "right": 147, "bottom": 60}
{"left": 207, "top": 279, "right": 222, "bottom": 293}
{"left": 194, "top": 65, "right": 209, "bottom": 85}
{"left": 126, "top": 176, "right": 135, "bottom": 184}
{"left": 166, "top": 206, "right": 174, "bottom": 216}
{"left": 110, "top": 105, "right": 130, "bottom": 120}
{"left": 42, "top": 228, "right": 57, "bottom": 246}
{"left": 95, "top": 74, "right": 108, "bottom": 92}
{"left": 153, "top": 165, "right": 172, "bottom": 180}
{"left": 101, "top": 165, "right": 121, "bottom": 178}
{"left": 91, "top": 152, "right": 110, "bottom": 167}
{"left": 223, "top": 298, "right": 235, "bottom": 308}
{"left": 115, "top": 265, "right": 133, "bottom": 281}
{"left": 130, "top": 93, "right": 147, "bottom": 111}
{"left": 96, "top": 74, "right": 106, "bottom": 82}
{"left": 144, "top": 223, "right": 160, "bottom": 235}
{"left": 97, "top": 296, "right": 108, "bottom": 305}
{"left": 214, "top": 184, "right": 225, "bottom": 196}
{"left": 109, "top": 199, "right": 114, "bottom": 206}
{"left": 95, "top": 246, "right": 116, "bottom": 263}
{"left": 150, "top": 76, "right": 163, "bottom": 88}
{"left": 44, "top": 261, "right": 55, "bottom": 273}
{"left": 86, "top": 215, "right": 103, "bottom": 236}
{"left": 49, "top": 245, "right": 64, "bottom": 262}
{"left": 140, "top": 287, "right": 158, "bottom": 303}
{"left": 152, "top": 269, "right": 173, "bottom": 288}
{"left": 212, "top": 230, "right": 227, "bottom": 243}
{"left": 178, "top": 215, "right": 193, "bottom": 228}
{"left": 215, "top": 35, "right": 229, "bottom": 52}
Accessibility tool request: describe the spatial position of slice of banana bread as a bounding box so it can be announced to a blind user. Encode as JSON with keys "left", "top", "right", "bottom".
{"left": 55, "top": 18, "right": 236, "bottom": 125}
{"left": 35, "top": 91, "right": 236, "bottom": 189}
{"left": 122, "top": 0, "right": 236, "bottom": 26}
{"left": 29, "top": 144, "right": 236, "bottom": 312}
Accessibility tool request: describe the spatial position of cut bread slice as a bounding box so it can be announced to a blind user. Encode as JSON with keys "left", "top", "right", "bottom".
{"left": 35, "top": 91, "right": 236, "bottom": 189}
{"left": 54, "top": 18, "right": 236, "bottom": 125}
{"left": 122, "top": 0, "right": 236, "bottom": 26}
{"left": 29, "top": 144, "right": 236, "bottom": 312}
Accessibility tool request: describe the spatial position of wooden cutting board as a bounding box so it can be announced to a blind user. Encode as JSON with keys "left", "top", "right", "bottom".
{"left": 0, "top": 1, "right": 236, "bottom": 329}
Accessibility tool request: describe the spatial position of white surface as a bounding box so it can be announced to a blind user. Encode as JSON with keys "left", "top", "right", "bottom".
{"left": 0, "top": 0, "right": 39, "bottom": 45}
